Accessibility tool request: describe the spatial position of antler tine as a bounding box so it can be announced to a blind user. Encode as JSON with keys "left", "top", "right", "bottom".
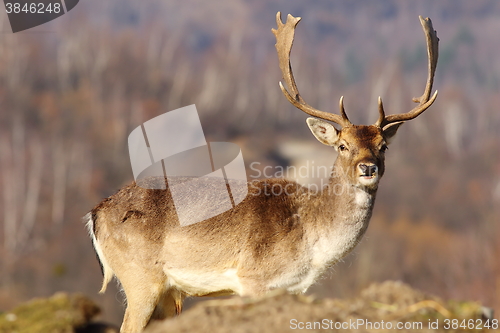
{"left": 375, "top": 96, "right": 385, "bottom": 127}
{"left": 377, "top": 16, "right": 439, "bottom": 129}
{"left": 339, "top": 96, "right": 351, "bottom": 123}
{"left": 273, "top": 12, "right": 351, "bottom": 127}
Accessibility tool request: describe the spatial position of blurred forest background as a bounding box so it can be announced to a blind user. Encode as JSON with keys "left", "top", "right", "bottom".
{"left": 0, "top": 0, "right": 499, "bottom": 326}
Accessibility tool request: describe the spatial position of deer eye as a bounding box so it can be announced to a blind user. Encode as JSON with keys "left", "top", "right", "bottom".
{"left": 338, "top": 144, "right": 348, "bottom": 151}
{"left": 380, "top": 144, "right": 388, "bottom": 152}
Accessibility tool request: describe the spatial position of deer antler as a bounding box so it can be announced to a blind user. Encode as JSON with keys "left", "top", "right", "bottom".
{"left": 272, "top": 12, "right": 352, "bottom": 128}
{"left": 375, "top": 16, "right": 439, "bottom": 129}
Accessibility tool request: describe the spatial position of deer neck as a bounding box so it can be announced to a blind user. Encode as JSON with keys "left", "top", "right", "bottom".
{"left": 296, "top": 167, "right": 378, "bottom": 266}
{"left": 324, "top": 170, "right": 377, "bottom": 224}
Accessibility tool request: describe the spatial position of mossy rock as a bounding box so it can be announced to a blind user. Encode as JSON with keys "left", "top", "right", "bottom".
{"left": 0, "top": 292, "right": 100, "bottom": 333}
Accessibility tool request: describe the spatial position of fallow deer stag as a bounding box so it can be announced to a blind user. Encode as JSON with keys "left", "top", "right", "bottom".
{"left": 86, "top": 12, "right": 439, "bottom": 333}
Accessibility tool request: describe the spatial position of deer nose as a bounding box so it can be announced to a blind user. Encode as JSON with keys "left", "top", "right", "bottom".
{"left": 358, "top": 163, "right": 378, "bottom": 177}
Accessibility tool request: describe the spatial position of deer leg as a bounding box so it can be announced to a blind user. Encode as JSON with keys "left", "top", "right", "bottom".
{"left": 172, "top": 288, "right": 186, "bottom": 315}
{"left": 119, "top": 273, "right": 166, "bottom": 333}
{"left": 151, "top": 287, "right": 186, "bottom": 320}
{"left": 238, "top": 277, "right": 268, "bottom": 297}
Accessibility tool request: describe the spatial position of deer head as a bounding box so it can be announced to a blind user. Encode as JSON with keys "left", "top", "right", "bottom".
{"left": 272, "top": 13, "right": 438, "bottom": 190}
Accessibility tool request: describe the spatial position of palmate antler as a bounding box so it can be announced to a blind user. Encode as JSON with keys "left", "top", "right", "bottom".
{"left": 375, "top": 16, "right": 439, "bottom": 129}
{"left": 272, "top": 12, "right": 352, "bottom": 128}
{"left": 272, "top": 12, "right": 439, "bottom": 130}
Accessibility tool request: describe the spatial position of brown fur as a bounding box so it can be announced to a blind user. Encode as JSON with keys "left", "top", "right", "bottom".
{"left": 87, "top": 123, "right": 401, "bottom": 333}
{"left": 88, "top": 12, "right": 439, "bottom": 331}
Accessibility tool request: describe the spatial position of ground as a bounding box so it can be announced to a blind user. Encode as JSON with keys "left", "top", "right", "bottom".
{"left": 0, "top": 281, "right": 494, "bottom": 333}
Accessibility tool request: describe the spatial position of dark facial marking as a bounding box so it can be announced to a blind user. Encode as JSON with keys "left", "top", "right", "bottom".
{"left": 341, "top": 125, "right": 383, "bottom": 150}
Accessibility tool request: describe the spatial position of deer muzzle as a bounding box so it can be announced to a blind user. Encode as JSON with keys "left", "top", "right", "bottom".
{"left": 358, "top": 163, "right": 378, "bottom": 178}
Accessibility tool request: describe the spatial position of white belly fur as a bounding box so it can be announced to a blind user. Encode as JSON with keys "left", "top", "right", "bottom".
{"left": 166, "top": 268, "right": 243, "bottom": 296}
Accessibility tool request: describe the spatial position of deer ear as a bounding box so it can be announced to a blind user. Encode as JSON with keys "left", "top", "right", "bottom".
{"left": 306, "top": 118, "right": 340, "bottom": 146}
{"left": 382, "top": 122, "right": 404, "bottom": 144}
